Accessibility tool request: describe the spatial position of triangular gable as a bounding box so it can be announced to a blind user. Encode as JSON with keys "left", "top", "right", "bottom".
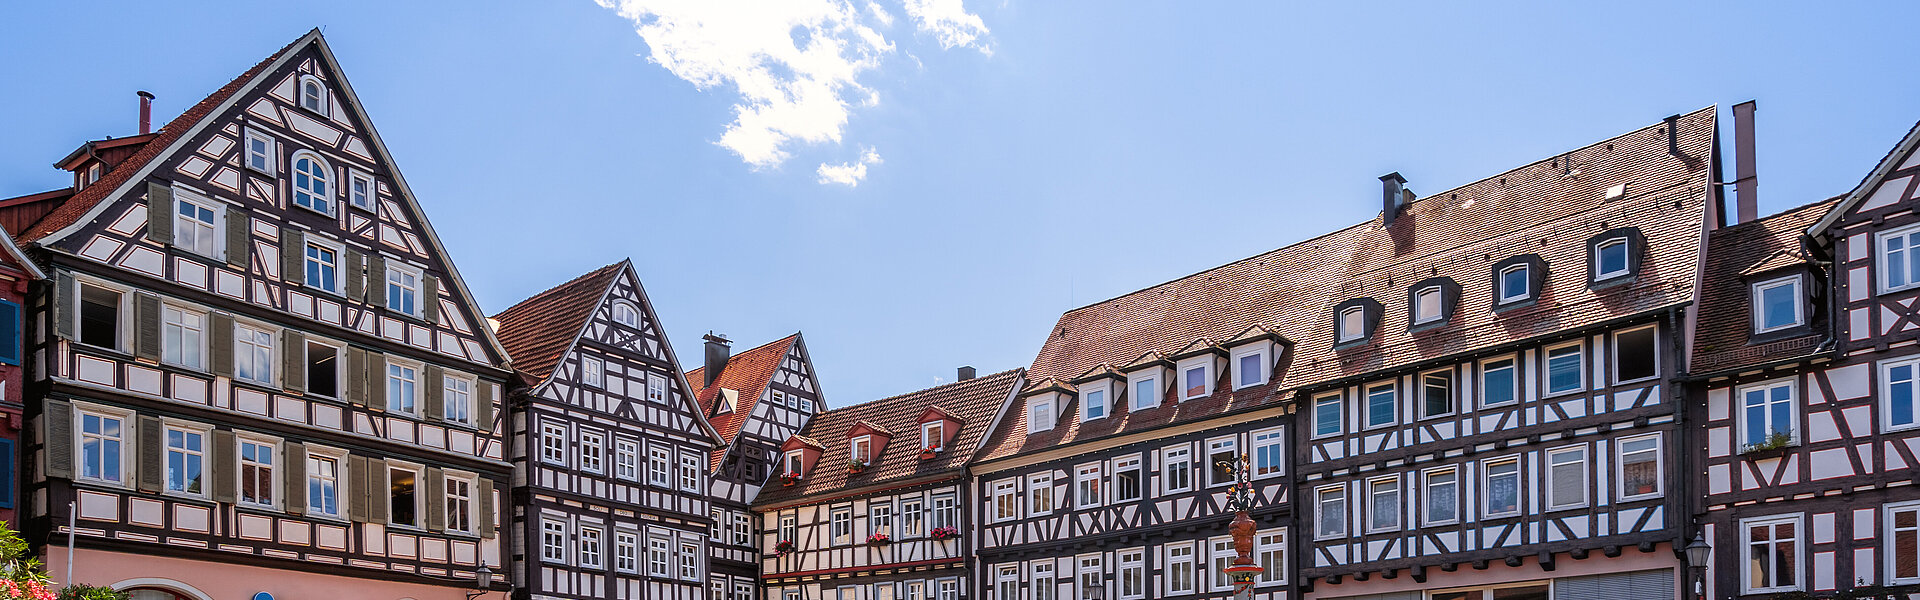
{"left": 1810, "top": 120, "right": 1920, "bottom": 237}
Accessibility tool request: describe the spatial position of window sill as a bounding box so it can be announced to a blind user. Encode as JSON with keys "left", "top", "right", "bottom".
{"left": 1494, "top": 297, "right": 1536, "bottom": 312}
{"left": 1588, "top": 274, "right": 1637, "bottom": 291}
{"left": 1739, "top": 445, "right": 1797, "bottom": 460}
{"left": 1542, "top": 388, "right": 1584, "bottom": 400}
{"left": 1618, "top": 493, "right": 1662, "bottom": 503}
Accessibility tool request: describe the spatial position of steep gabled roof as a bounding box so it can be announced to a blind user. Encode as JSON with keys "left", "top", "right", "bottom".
{"left": 686, "top": 333, "right": 801, "bottom": 469}
{"left": 753, "top": 369, "right": 1023, "bottom": 508}
{"left": 491, "top": 262, "right": 623, "bottom": 382}
{"left": 1690, "top": 196, "right": 1842, "bottom": 374}
{"left": 1808, "top": 119, "right": 1920, "bottom": 237}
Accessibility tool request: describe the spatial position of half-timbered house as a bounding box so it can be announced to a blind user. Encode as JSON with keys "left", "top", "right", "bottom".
{"left": 7, "top": 30, "right": 513, "bottom": 599}
{"left": 1688, "top": 119, "right": 1920, "bottom": 598}
{"left": 492, "top": 261, "right": 724, "bottom": 600}
{"left": 687, "top": 333, "right": 824, "bottom": 600}
{"left": 756, "top": 368, "right": 1022, "bottom": 600}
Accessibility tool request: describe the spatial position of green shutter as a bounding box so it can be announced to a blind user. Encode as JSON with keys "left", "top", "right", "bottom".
{"left": 423, "top": 365, "right": 444, "bottom": 422}
{"left": 209, "top": 313, "right": 235, "bottom": 378}
{"left": 136, "top": 416, "right": 162, "bottom": 493}
{"left": 367, "top": 354, "right": 387, "bottom": 412}
{"left": 132, "top": 292, "right": 161, "bottom": 362}
{"left": 146, "top": 181, "right": 172, "bottom": 245}
{"left": 344, "top": 249, "right": 365, "bottom": 300}
{"left": 283, "top": 330, "right": 306, "bottom": 395}
{"left": 422, "top": 276, "right": 440, "bottom": 323}
{"left": 43, "top": 399, "right": 73, "bottom": 479}
{"left": 367, "top": 255, "right": 386, "bottom": 308}
{"left": 425, "top": 466, "right": 445, "bottom": 532}
{"left": 225, "top": 213, "right": 249, "bottom": 268}
{"left": 284, "top": 442, "right": 306, "bottom": 516}
{"left": 282, "top": 229, "right": 304, "bottom": 286}
{"left": 346, "top": 347, "right": 369, "bottom": 405}
{"left": 347, "top": 455, "right": 369, "bottom": 523}
{"left": 211, "top": 429, "right": 235, "bottom": 503}
{"left": 366, "top": 458, "right": 388, "bottom": 525}
{"left": 478, "top": 478, "right": 495, "bottom": 538}
{"left": 476, "top": 381, "right": 495, "bottom": 433}
{"left": 53, "top": 271, "right": 74, "bottom": 341}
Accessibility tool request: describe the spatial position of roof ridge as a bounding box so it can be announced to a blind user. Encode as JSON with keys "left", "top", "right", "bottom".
{"left": 1719, "top": 194, "right": 1847, "bottom": 233}
{"left": 814, "top": 368, "right": 1020, "bottom": 416}
{"left": 686, "top": 332, "right": 800, "bottom": 380}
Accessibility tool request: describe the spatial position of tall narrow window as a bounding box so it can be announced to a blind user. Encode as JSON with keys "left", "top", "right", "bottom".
{"left": 1887, "top": 359, "right": 1920, "bottom": 432}
{"left": 1741, "top": 380, "right": 1797, "bottom": 450}
{"left": 615, "top": 531, "right": 639, "bottom": 573}
{"left": 733, "top": 513, "right": 752, "bottom": 546}
{"left": 348, "top": 170, "right": 374, "bottom": 210}
{"left": 899, "top": 498, "right": 923, "bottom": 536}
{"left": 541, "top": 519, "right": 568, "bottom": 563}
{"left": 680, "top": 452, "right": 702, "bottom": 492}
{"left": 1313, "top": 393, "right": 1343, "bottom": 437}
{"left": 175, "top": 196, "right": 218, "bottom": 258}
{"left": 851, "top": 436, "right": 872, "bottom": 464}
{"left": 1338, "top": 306, "right": 1366, "bottom": 342}
{"left": 931, "top": 493, "right": 957, "bottom": 530}
{"left": 579, "top": 431, "right": 605, "bottom": 474}
{"left": 1077, "top": 555, "right": 1103, "bottom": 600}
{"left": 1484, "top": 458, "right": 1520, "bottom": 517}
{"left": 1161, "top": 445, "right": 1193, "bottom": 493}
{"left": 291, "top": 154, "right": 332, "bottom": 215}
{"left": 1753, "top": 276, "right": 1804, "bottom": 333}
{"left": 1207, "top": 437, "right": 1237, "bottom": 486}
{"left": 305, "top": 341, "right": 339, "bottom": 398}
{"left": 1132, "top": 375, "right": 1160, "bottom": 410}
{"left": 1183, "top": 362, "right": 1209, "bottom": 398}
{"left": 1594, "top": 237, "right": 1630, "bottom": 280}
{"left": 1112, "top": 456, "right": 1141, "bottom": 502}
{"left": 161, "top": 305, "right": 205, "bottom": 370}
{"left": 1481, "top": 357, "right": 1518, "bottom": 406}
{"left": 444, "top": 375, "right": 473, "bottom": 425}
{"left": 1619, "top": 435, "right": 1661, "bottom": 500}
{"left": 307, "top": 453, "right": 340, "bottom": 517}
{"left": 780, "top": 514, "right": 798, "bottom": 542}
{"left": 78, "top": 283, "right": 123, "bottom": 350}
{"left": 648, "top": 373, "right": 669, "bottom": 404}
{"left": 1413, "top": 286, "right": 1443, "bottom": 324}
{"left": 298, "top": 76, "right": 329, "bottom": 114}
{"left": 1029, "top": 473, "right": 1054, "bottom": 514}
{"left": 648, "top": 536, "right": 671, "bottom": 576}
{"left": 1547, "top": 446, "right": 1587, "bottom": 510}
{"left": 1033, "top": 563, "right": 1056, "bottom": 600}
{"left": 872, "top": 501, "right": 895, "bottom": 535}
{"left": 1316, "top": 486, "right": 1346, "bottom": 538}
{"left": 1235, "top": 348, "right": 1267, "bottom": 388}
{"left": 1082, "top": 388, "right": 1106, "bottom": 421}
{"left": 1367, "top": 477, "right": 1400, "bottom": 532}
{"left": 993, "top": 480, "right": 1018, "bottom": 522}
{"left": 997, "top": 566, "right": 1019, "bottom": 600}
{"left": 615, "top": 439, "right": 639, "bottom": 480}
{"left": 1365, "top": 383, "right": 1397, "bottom": 428}
{"left": 305, "top": 243, "right": 338, "bottom": 293}
{"left": 582, "top": 356, "right": 604, "bottom": 388}
{"left": 244, "top": 129, "right": 276, "bottom": 174}
{"left": 79, "top": 411, "right": 125, "bottom": 484}
{"left": 1209, "top": 537, "right": 1236, "bottom": 591}
{"left": 1744, "top": 516, "right": 1801, "bottom": 594}
{"left": 389, "top": 466, "right": 418, "bottom": 527}
{"left": 386, "top": 265, "right": 420, "bottom": 317}
{"left": 831, "top": 508, "right": 852, "bottom": 545}
{"left": 649, "top": 446, "right": 671, "bottom": 486}
{"left": 540, "top": 421, "right": 568, "bottom": 465}
{"left": 1166, "top": 544, "right": 1196, "bottom": 594}
{"left": 1252, "top": 428, "right": 1284, "bottom": 477}
{"left": 1423, "top": 468, "right": 1458, "bottom": 525}
{"left": 1077, "top": 464, "right": 1101, "bottom": 508}
{"left": 164, "top": 426, "right": 205, "bottom": 496}
{"left": 1890, "top": 502, "right": 1920, "bottom": 585}
{"left": 1421, "top": 370, "right": 1454, "bottom": 418}
{"left": 1545, "top": 343, "right": 1584, "bottom": 396}
{"left": 1256, "top": 531, "right": 1286, "bottom": 584}
{"left": 1029, "top": 397, "right": 1055, "bottom": 434}
{"left": 234, "top": 325, "right": 274, "bottom": 386}
{"left": 387, "top": 362, "right": 418, "bottom": 415}
{"left": 1499, "top": 264, "right": 1530, "bottom": 304}
{"left": 679, "top": 541, "right": 700, "bottom": 579}
{"left": 445, "top": 475, "right": 473, "bottom": 534}
{"left": 238, "top": 438, "right": 275, "bottom": 508}
{"left": 1614, "top": 325, "right": 1658, "bottom": 383}
{"left": 1118, "top": 549, "right": 1145, "bottom": 599}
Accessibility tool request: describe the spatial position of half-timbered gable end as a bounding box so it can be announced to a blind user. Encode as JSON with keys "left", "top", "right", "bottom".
{"left": 492, "top": 260, "right": 723, "bottom": 600}
{"left": 13, "top": 30, "right": 514, "bottom": 598}
{"left": 755, "top": 369, "right": 1021, "bottom": 600}
{"left": 1685, "top": 120, "right": 1920, "bottom": 599}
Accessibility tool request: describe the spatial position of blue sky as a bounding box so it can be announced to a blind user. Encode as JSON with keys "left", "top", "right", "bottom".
{"left": 4, "top": 2, "right": 1918, "bottom": 405}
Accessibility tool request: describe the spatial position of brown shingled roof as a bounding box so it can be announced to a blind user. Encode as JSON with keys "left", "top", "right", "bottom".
{"left": 491, "top": 262, "right": 624, "bottom": 382}
{"left": 754, "top": 369, "right": 1022, "bottom": 507}
{"left": 1690, "top": 197, "right": 1842, "bottom": 374}
{"left": 687, "top": 334, "right": 800, "bottom": 469}
{"left": 979, "top": 108, "right": 1717, "bottom": 464}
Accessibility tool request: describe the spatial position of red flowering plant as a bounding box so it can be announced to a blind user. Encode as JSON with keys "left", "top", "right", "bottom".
{"left": 779, "top": 472, "right": 803, "bottom": 486}
{"left": 0, "top": 521, "right": 124, "bottom": 600}
{"left": 774, "top": 540, "right": 796, "bottom": 556}
{"left": 918, "top": 444, "right": 941, "bottom": 459}
{"left": 866, "top": 533, "right": 891, "bottom": 545}
{"left": 929, "top": 526, "right": 960, "bottom": 540}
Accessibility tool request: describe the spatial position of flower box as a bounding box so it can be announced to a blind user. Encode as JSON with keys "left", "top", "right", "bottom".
{"left": 866, "top": 533, "right": 891, "bottom": 546}
{"left": 929, "top": 527, "right": 959, "bottom": 541}
{"left": 775, "top": 540, "right": 795, "bottom": 556}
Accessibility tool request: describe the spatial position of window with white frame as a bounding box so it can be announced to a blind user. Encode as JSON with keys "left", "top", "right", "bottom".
{"left": 1890, "top": 501, "right": 1920, "bottom": 584}
{"left": 243, "top": 129, "right": 276, "bottom": 174}
{"left": 1618, "top": 434, "right": 1662, "bottom": 500}
{"left": 1207, "top": 437, "right": 1237, "bottom": 487}
{"left": 445, "top": 473, "right": 474, "bottom": 534}
{"left": 997, "top": 566, "right": 1019, "bottom": 600}
{"left": 1119, "top": 549, "right": 1144, "bottom": 599}
{"left": 648, "top": 535, "right": 671, "bottom": 576}
{"left": 387, "top": 361, "right": 418, "bottom": 415}
{"left": 164, "top": 424, "right": 206, "bottom": 496}
{"left": 1032, "top": 562, "right": 1055, "bottom": 600}
{"left": 161, "top": 304, "right": 205, "bottom": 370}
{"left": 304, "top": 340, "right": 341, "bottom": 398}
{"left": 581, "top": 355, "right": 604, "bottom": 388}
{"left": 1077, "top": 555, "right": 1102, "bottom": 600}
{"left": 1130, "top": 373, "right": 1161, "bottom": 410}
{"left": 298, "top": 75, "right": 329, "bottom": 114}
{"left": 1081, "top": 384, "right": 1107, "bottom": 421}
{"left": 1481, "top": 356, "right": 1518, "bottom": 407}
{"left": 1076, "top": 463, "right": 1101, "bottom": 508}
{"left": 782, "top": 450, "right": 802, "bottom": 477}
{"left": 1252, "top": 428, "right": 1284, "bottom": 477}
{"left": 1614, "top": 325, "right": 1659, "bottom": 383}
{"left": 234, "top": 324, "right": 275, "bottom": 386}
{"left": 238, "top": 436, "right": 276, "bottom": 508}
{"left": 1880, "top": 222, "right": 1920, "bottom": 294}
{"left": 579, "top": 526, "right": 604, "bottom": 568}
{"left": 615, "top": 530, "right": 639, "bottom": 573}
{"left": 1484, "top": 457, "right": 1520, "bottom": 517}
{"left": 1499, "top": 264, "right": 1530, "bottom": 304}
{"left": 733, "top": 512, "right": 751, "bottom": 545}
{"left": 931, "top": 493, "right": 957, "bottom": 530}
{"left": 1029, "top": 397, "right": 1055, "bottom": 434}
{"left": 870, "top": 501, "right": 892, "bottom": 537}
{"left": 923, "top": 421, "right": 944, "bottom": 450}
{"left": 174, "top": 193, "right": 219, "bottom": 258}
{"left": 1256, "top": 531, "right": 1286, "bottom": 584}
{"left": 1163, "top": 445, "right": 1192, "bottom": 493}
{"left": 1315, "top": 485, "right": 1346, "bottom": 538}
{"left": 1313, "top": 393, "right": 1343, "bottom": 438}
{"left": 1753, "top": 276, "right": 1804, "bottom": 333}
{"left": 291, "top": 152, "right": 332, "bottom": 216}
{"left": 541, "top": 519, "right": 568, "bottom": 563}
{"left": 830, "top": 507, "right": 853, "bottom": 545}
{"left": 1029, "top": 473, "right": 1053, "bottom": 515}
{"left": 680, "top": 452, "right": 701, "bottom": 492}
{"left": 1546, "top": 445, "right": 1587, "bottom": 510}
{"left": 78, "top": 408, "right": 128, "bottom": 484}
{"left": 1112, "top": 455, "right": 1142, "bottom": 502}
{"left": 1744, "top": 515, "right": 1802, "bottom": 594}
{"left": 1166, "top": 543, "right": 1196, "bottom": 595}
{"left": 939, "top": 579, "right": 959, "bottom": 600}
{"left": 647, "top": 373, "right": 668, "bottom": 404}
{"left": 1545, "top": 342, "right": 1584, "bottom": 396}
{"left": 76, "top": 281, "right": 123, "bottom": 351}
{"left": 648, "top": 445, "right": 671, "bottom": 486}
{"left": 347, "top": 170, "right": 374, "bottom": 211}
{"left": 1209, "top": 536, "right": 1237, "bottom": 591}
{"left": 304, "top": 240, "right": 340, "bottom": 294}
{"left": 579, "top": 430, "right": 605, "bottom": 474}
{"left": 1740, "top": 379, "right": 1797, "bottom": 450}
{"left": 679, "top": 540, "right": 701, "bottom": 580}
{"left": 1421, "top": 369, "right": 1454, "bottom": 419}
{"left": 734, "top": 581, "right": 753, "bottom": 600}
{"left": 993, "top": 479, "right": 1018, "bottom": 522}
{"left": 851, "top": 436, "right": 872, "bottom": 464}
{"left": 386, "top": 263, "right": 421, "bottom": 317}
{"left": 1594, "top": 237, "right": 1630, "bottom": 280}
{"left": 443, "top": 374, "right": 473, "bottom": 425}
{"left": 1365, "top": 382, "right": 1397, "bottom": 428}
{"left": 387, "top": 464, "right": 421, "bottom": 528}
{"left": 1367, "top": 476, "right": 1400, "bottom": 532}
{"left": 1234, "top": 345, "right": 1268, "bottom": 389}
{"left": 899, "top": 498, "right": 923, "bottom": 536}
{"left": 1413, "top": 285, "right": 1444, "bottom": 324}
{"left": 612, "top": 301, "right": 641, "bottom": 328}
{"left": 1338, "top": 305, "right": 1366, "bottom": 343}
{"left": 540, "top": 421, "right": 567, "bottom": 465}
{"left": 1423, "top": 467, "right": 1458, "bottom": 525}
{"left": 1181, "top": 358, "right": 1211, "bottom": 399}
{"left": 1889, "top": 358, "right": 1920, "bottom": 432}
{"left": 780, "top": 513, "right": 798, "bottom": 541}
{"left": 306, "top": 448, "right": 343, "bottom": 518}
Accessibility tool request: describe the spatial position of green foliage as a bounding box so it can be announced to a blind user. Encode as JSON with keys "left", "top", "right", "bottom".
{"left": 55, "top": 585, "right": 126, "bottom": 600}
{"left": 1743, "top": 430, "right": 1796, "bottom": 454}
{"left": 0, "top": 521, "right": 127, "bottom": 600}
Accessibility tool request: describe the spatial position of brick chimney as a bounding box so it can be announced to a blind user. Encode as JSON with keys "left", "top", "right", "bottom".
{"left": 702, "top": 333, "right": 731, "bottom": 387}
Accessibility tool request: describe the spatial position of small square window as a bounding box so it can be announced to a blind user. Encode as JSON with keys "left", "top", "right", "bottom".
{"left": 1594, "top": 238, "right": 1631, "bottom": 281}
{"left": 1337, "top": 306, "right": 1366, "bottom": 343}
{"left": 243, "top": 129, "right": 276, "bottom": 175}
{"left": 1233, "top": 347, "right": 1267, "bottom": 389}
{"left": 1028, "top": 398, "right": 1055, "bottom": 434}
{"left": 1753, "top": 276, "right": 1804, "bottom": 333}
{"left": 1081, "top": 386, "right": 1107, "bottom": 421}
{"left": 348, "top": 170, "right": 375, "bottom": 210}
{"left": 1498, "top": 264, "right": 1530, "bottom": 304}
{"left": 1880, "top": 223, "right": 1920, "bottom": 294}
{"left": 1412, "top": 286, "right": 1443, "bottom": 324}
{"left": 1130, "top": 375, "right": 1161, "bottom": 410}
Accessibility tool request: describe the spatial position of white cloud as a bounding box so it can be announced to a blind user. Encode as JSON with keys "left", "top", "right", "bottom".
{"left": 902, "top": 0, "right": 991, "bottom": 53}
{"left": 816, "top": 148, "right": 883, "bottom": 187}
{"left": 594, "top": 0, "right": 989, "bottom": 182}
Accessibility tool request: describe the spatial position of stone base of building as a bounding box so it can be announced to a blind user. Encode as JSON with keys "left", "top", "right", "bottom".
{"left": 47, "top": 547, "right": 494, "bottom": 600}
{"left": 1305, "top": 543, "right": 1682, "bottom": 600}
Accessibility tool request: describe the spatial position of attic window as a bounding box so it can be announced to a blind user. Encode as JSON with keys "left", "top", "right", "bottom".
{"left": 850, "top": 436, "right": 872, "bottom": 464}
{"left": 1412, "top": 286, "right": 1443, "bottom": 324}
{"left": 243, "top": 129, "right": 276, "bottom": 175}
{"left": 1337, "top": 305, "right": 1367, "bottom": 343}
{"left": 291, "top": 152, "right": 333, "bottom": 216}
{"left": 1595, "top": 238, "right": 1630, "bottom": 280}
{"left": 783, "top": 451, "right": 803, "bottom": 476}
{"left": 923, "top": 421, "right": 945, "bottom": 450}
{"left": 1028, "top": 398, "right": 1055, "bottom": 435}
{"left": 1499, "top": 264, "right": 1530, "bottom": 304}
{"left": 1232, "top": 345, "right": 1268, "bottom": 389}
{"left": 1081, "top": 384, "right": 1108, "bottom": 421}
{"left": 1752, "top": 276, "right": 1804, "bottom": 333}
{"left": 1179, "top": 358, "right": 1212, "bottom": 399}
{"left": 299, "top": 75, "right": 329, "bottom": 115}
{"left": 612, "top": 301, "right": 641, "bottom": 328}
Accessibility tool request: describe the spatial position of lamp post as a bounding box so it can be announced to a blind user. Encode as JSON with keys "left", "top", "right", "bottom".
{"left": 1221, "top": 454, "right": 1263, "bottom": 600}
{"left": 1684, "top": 533, "right": 1712, "bottom": 600}
{"left": 465, "top": 563, "right": 494, "bottom": 600}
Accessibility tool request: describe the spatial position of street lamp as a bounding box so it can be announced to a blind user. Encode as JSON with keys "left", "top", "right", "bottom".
{"left": 1684, "top": 533, "right": 1712, "bottom": 600}
{"left": 466, "top": 563, "right": 494, "bottom": 600}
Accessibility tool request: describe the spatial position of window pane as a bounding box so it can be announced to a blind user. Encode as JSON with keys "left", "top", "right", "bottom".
{"left": 1502, "top": 266, "right": 1529, "bottom": 300}
{"left": 1239, "top": 353, "right": 1262, "bottom": 386}
{"left": 1367, "top": 385, "right": 1395, "bottom": 427}
{"left": 1426, "top": 471, "right": 1456, "bottom": 523}
{"left": 1315, "top": 397, "right": 1341, "bottom": 436}
{"left": 1547, "top": 347, "right": 1582, "bottom": 393}
{"left": 1760, "top": 282, "right": 1798, "bottom": 330}
{"left": 1599, "top": 240, "right": 1628, "bottom": 276}
{"left": 1615, "top": 327, "right": 1657, "bottom": 381}
{"left": 1185, "top": 366, "right": 1206, "bottom": 397}
{"left": 1483, "top": 359, "right": 1516, "bottom": 406}
{"left": 1423, "top": 372, "right": 1452, "bottom": 417}
{"left": 1895, "top": 364, "right": 1917, "bottom": 428}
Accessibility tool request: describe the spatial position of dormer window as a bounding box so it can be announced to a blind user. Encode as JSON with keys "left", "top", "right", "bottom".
{"left": 1028, "top": 398, "right": 1055, "bottom": 434}
{"left": 1232, "top": 345, "right": 1269, "bottom": 390}
{"left": 1180, "top": 359, "right": 1211, "bottom": 399}
{"left": 1129, "top": 373, "right": 1161, "bottom": 411}
{"left": 1499, "top": 265, "right": 1530, "bottom": 304}
{"left": 1338, "top": 306, "right": 1365, "bottom": 342}
{"left": 1753, "top": 276, "right": 1804, "bottom": 333}
{"left": 1082, "top": 386, "right": 1107, "bottom": 421}
{"left": 299, "top": 75, "right": 329, "bottom": 115}
{"left": 850, "top": 436, "right": 872, "bottom": 464}
{"left": 783, "top": 451, "right": 803, "bottom": 476}
{"left": 922, "top": 421, "right": 945, "bottom": 449}
{"left": 1595, "top": 238, "right": 1629, "bottom": 280}
{"left": 1412, "top": 286, "right": 1443, "bottom": 324}
{"left": 1333, "top": 298, "right": 1380, "bottom": 345}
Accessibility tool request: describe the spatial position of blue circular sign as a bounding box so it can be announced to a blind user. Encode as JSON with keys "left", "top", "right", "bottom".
{"left": 253, "top": 593, "right": 274, "bottom": 600}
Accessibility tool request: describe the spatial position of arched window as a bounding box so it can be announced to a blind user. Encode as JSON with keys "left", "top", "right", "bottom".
{"left": 1594, "top": 238, "right": 1630, "bottom": 280}
{"left": 292, "top": 152, "right": 333, "bottom": 215}
{"left": 1337, "top": 305, "right": 1366, "bottom": 343}
{"left": 1412, "top": 286, "right": 1444, "bottom": 324}
{"left": 612, "top": 301, "right": 641, "bottom": 328}
{"left": 299, "top": 74, "right": 329, "bottom": 115}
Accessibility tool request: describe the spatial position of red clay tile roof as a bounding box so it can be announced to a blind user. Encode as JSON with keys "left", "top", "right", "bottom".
{"left": 20, "top": 31, "right": 312, "bottom": 243}
{"left": 491, "top": 262, "right": 624, "bottom": 383}
{"left": 1689, "top": 197, "right": 1842, "bottom": 374}
{"left": 979, "top": 108, "right": 1717, "bottom": 463}
{"left": 688, "top": 333, "right": 800, "bottom": 469}
{"left": 753, "top": 369, "right": 1022, "bottom": 508}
